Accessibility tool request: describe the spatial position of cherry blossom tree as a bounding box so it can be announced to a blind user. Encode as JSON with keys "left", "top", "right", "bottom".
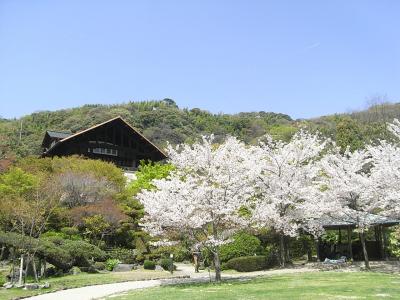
{"left": 319, "top": 146, "right": 375, "bottom": 269}
{"left": 250, "top": 131, "right": 329, "bottom": 266}
{"left": 365, "top": 118, "right": 400, "bottom": 219}
{"left": 137, "top": 136, "right": 256, "bottom": 281}
{"left": 367, "top": 140, "right": 400, "bottom": 218}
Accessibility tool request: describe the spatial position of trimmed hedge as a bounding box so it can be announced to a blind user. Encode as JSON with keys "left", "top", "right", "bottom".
{"left": 143, "top": 260, "right": 156, "bottom": 270}
{"left": 222, "top": 255, "right": 271, "bottom": 272}
{"left": 219, "top": 232, "right": 262, "bottom": 262}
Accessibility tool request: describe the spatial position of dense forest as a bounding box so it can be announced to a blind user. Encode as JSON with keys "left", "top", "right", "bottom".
{"left": 1, "top": 98, "right": 399, "bottom": 161}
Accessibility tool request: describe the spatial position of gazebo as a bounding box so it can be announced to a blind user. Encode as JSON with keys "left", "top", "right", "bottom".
{"left": 315, "top": 214, "right": 399, "bottom": 261}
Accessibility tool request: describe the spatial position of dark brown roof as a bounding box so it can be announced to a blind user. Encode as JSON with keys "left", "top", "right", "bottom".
{"left": 46, "top": 130, "right": 72, "bottom": 139}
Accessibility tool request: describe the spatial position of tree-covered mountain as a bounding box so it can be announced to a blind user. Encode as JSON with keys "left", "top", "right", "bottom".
{"left": 1, "top": 99, "right": 399, "bottom": 159}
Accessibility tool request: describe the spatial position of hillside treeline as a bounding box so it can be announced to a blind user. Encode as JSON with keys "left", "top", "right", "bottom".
{"left": 1, "top": 99, "right": 399, "bottom": 161}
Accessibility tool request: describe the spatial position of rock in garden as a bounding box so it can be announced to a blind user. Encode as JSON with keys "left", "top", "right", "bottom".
{"left": 112, "top": 264, "right": 134, "bottom": 272}
{"left": 3, "top": 282, "right": 13, "bottom": 289}
{"left": 70, "top": 266, "right": 81, "bottom": 275}
{"left": 39, "top": 282, "right": 50, "bottom": 289}
{"left": 24, "top": 283, "right": 39, "bottom": 290}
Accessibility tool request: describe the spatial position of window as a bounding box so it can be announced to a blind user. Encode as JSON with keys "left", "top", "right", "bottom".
{"left": 92, "top": 147, "right": 118, "bottom": 156}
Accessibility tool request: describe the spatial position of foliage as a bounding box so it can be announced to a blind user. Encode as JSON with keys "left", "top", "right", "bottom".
{"left": 222, "top": 255, "right": 271, "bottom": 272}
{"left": 127, "top": 161, "right": 175, "bottom": 195}
{"left": 143, "top": 260, "right": 156, "bottom": 270}
{"left": 388, "top": 226, "right": 400, "bottom": 257}
{"left": 219, "top": 233, "right": 262, "bottom": 262}
{"left": 159, "top": 258, "right": 174, "bottom": 271}
{"left": 94, "top": 261, "right": 106, "bottom": 270}
{"left": 151, "top": 245, "right": 191, "bottom": 262}
{"left": 105, "top": 258, "right": 121, "bottom": 271}
{"left": 0, "top": 100, "right": 294, "bottom": 159}
{"left": 107, "top": 248, "right": 136, "bottom": 264}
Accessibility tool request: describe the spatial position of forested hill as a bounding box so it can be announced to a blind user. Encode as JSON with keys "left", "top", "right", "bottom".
{"left": 0, "top": 99, "right": 399, "bottom": 159}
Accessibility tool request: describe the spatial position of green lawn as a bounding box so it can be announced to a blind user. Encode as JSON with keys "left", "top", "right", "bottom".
{"left": 108, "top": 271, "right": 400, "bottom": 300}
{"left": 0, "top": 270, "right": 177, "bottom": 300}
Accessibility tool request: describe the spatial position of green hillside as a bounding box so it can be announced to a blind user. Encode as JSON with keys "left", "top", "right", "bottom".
{"left": 0, "top": 99, "right": 398, "bottom": 160}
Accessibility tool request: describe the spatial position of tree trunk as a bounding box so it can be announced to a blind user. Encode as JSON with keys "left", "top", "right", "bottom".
{"left": 213, "top": 251, "right": 221, "bottom": 282}
{"left": 32, "top": 255, "right": 39, "bottom": 282}
{"left": 42, "top": 260, "right": 47, "bottom": 278}
{"left": 360, "top": 231, "right": 370, "bottom": 270}
{"left": 284, "top": 236, "right": 290, "bottom": 264}
{"left": 302, "top": 238, "right": 312, "bottom": 261}
{"left": 280, "top": 234, "right": 286, "bottom": 267}
{"left": 18, "top": 254, "right": 24, "bottom": 286}
{"left": 24, "top": 254, "right": 30, "bottom": 283}
{"left": 347, "top": 227, "right": 353, "bottom": 261}
{"left": 0, "top": 246, "right": 5, "bottom": 261}
{"left": 10, "top": 252, "right": 15, "bottom": 284}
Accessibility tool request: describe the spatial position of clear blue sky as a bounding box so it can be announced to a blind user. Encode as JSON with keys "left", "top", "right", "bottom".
{"left": 1, "top": 0, "right": 399, "bottom": 119}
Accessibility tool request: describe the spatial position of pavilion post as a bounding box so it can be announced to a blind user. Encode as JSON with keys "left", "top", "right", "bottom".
{"left": 316, "top": 238, "right": 321, "bottom": 262}
{"left": 382, "top": 226, "right": 389, "bottom": 261}
{"left": 377, "top": 225, "right": 384, "bottom": 260}
{"left": 347, "top": 226, "right": 353, "bottom": 261}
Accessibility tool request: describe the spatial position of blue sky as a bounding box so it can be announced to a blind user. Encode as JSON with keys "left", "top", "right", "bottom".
{"left": 1, "top": 0, "right": 399, "bottom": 119}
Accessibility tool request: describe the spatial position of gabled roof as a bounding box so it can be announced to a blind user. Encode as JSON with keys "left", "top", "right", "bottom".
{"left": 318, "top": 213, "right": 399, "bottom": 229}
{"left": 46, "top": 130, "right": 72, "bottom": 139}
{"left": 43, "top": 116, "right": 167, "bottom": 158}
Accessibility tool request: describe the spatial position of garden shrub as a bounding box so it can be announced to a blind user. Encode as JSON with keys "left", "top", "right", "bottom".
{"left": 143, "top": 260, "right": 156, "bottom": 270}
{"left": 388, "top": 226, "right": 400, "bottom": 257}
{"left": 0, "top": 275, "right": 5, "bottom": 286}
{"left": 219, "top": 232, "right": 262, "bottom": 262}
{"left": 151, "top": 245, "right": 191, "bottom": 262}
{"left": 105, "top": 258, "right": 120, "bottom": 271}
{"left": 94, "top": 261, "right": 106, "bottom": 271}
{"left": 159, "top": 258, "right": 176, "bottom": 271}
{"left": 107, "top": 247, "right": 136, "bottom": 264}
{"left": 45, "top": 237, "right": 107, "bottom": 266}
{"left": 223, "top": 255, "right": 268, "bottom": 272}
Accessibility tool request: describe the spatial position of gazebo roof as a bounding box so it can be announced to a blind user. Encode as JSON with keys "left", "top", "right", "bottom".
{"left": 319, "top": 213, "right": 399, "bottom": 229}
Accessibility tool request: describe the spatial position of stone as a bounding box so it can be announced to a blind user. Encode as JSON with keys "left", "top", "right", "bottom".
{"left": 155, "top": 265, "right": 163, "bottom": 271}
{"left": 39, "top": 282, "right": 50, "bottom": 289}
{"left": 3, "top": 282, "right": 13, "bottom": 289}
{"left": 112, "top": 264, "right": 134, "bottom": 272}
{"left": 70, "top": 266, "right": 81, "bottom": 275}
{"left": 24, "top": 283, "right": 39, "bottom": 290}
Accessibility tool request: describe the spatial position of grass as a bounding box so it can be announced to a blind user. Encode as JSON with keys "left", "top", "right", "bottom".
{"left": 0, "top": 270, "right": 177, "bottom": 300}
{"left": 107, "top": 271, "right": 400, "bottom": 300}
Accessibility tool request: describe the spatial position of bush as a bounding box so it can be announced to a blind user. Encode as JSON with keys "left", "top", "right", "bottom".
{"left": 0, "top": 275, "right": 6, "bottom": 286}
{"left": 44, "top": 237, "right": 107, "bottom": 267}
{"left": 159, "top": 258, "right": 176, "bottom": 271}
{"left": 105, "top": 258, "right": 120, "bottom": 271}
{"left": 223, "top": 255, "right": 269, "bottom": 272}
{"left": 108, "top": 248, "right": 136, "bottom": 264}
{"left": 219, "top": 232, "right": 262, "bottom": 262}
{"left": 94, "top": 261, "right": 106, "bottom": 271}
{"left": 151, "top": 245, "right": 191, "bottom": 262}
{"left": 389, "top": 226, "right": 400, "bottom": 257}
{"left": 143, "top": 260, "right": 156, "bottom": 270}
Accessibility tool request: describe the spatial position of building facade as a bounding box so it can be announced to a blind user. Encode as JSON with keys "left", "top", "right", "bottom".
{"left": 41, "top": 116, "right": 166, "bottom": 170}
